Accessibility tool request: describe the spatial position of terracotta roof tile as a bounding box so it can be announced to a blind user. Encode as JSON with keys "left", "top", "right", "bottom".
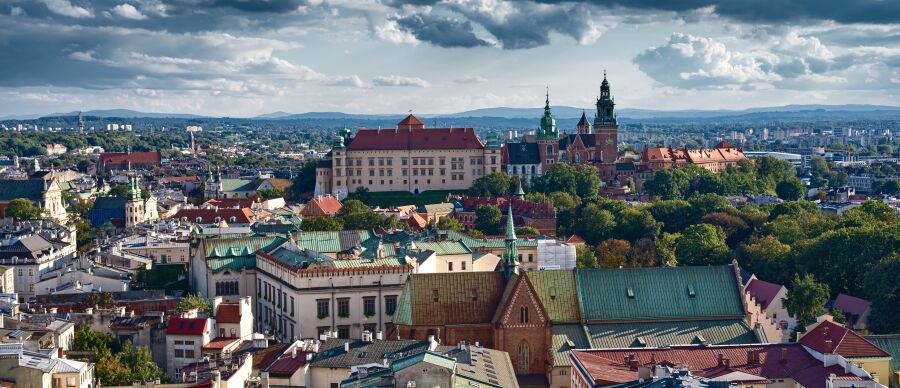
{"left": 215, "top": 303, "right": 241, "bottom": 324}
{"left": 99, "top": 151, "right": 161, "bottom": 165}
{"left": 173, "top": 208, "right": 254, "bottom": 224}
{"left": 300, "top": 195, "right": 343, "bottom": 217}
{"left": 745, "top": 278, "right": 784, "bottom": 310}
{"left": 166, "top": 317, "right": 208, "bottom": 335}
{"left": 202, "top": 336, "right": 240, "bottom": 350}
{"left": 832, "top": 293, "right": 871, "bottom": 318}
{"left": 347, "top": 123, "right": 484, "bottom": 151}
{"left": 799, "top": 320, "right": 889, "bottom": 358}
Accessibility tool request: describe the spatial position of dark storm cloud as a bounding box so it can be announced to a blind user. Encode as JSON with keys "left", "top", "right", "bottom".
{"left": 208, "top": 0, "right": 307, "bottom": 13}
{"left": 394, "top": 13, "right": 490, "bottom": 48}
{"left": 528, "top": 0, "right": 900, "bottom": 24}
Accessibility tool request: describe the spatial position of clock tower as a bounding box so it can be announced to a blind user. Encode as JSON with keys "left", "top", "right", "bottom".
{"left": 594, "top": 73, "right": 618, "bottom": 165}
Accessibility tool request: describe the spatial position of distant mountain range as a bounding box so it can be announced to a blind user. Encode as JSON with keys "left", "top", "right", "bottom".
{"left": 3, "top": 104, "right": 900, "bottom": 121}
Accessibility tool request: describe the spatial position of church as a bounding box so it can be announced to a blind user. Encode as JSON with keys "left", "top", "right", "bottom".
{"left": 504, "top": 75, "right": 747, "bottom": 192}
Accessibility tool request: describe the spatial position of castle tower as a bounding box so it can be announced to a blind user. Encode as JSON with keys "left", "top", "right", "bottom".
{"left": 536, "top": 89, "right": 559, "bottom": 173}
{"left": 78, "top": 111, "right": 85, "bottom": 133}
{"left": 594, "top": 72, "right": 619, "bottom": 180}
{"left": 502, "top": 204, "right": 520, "bottom": 280}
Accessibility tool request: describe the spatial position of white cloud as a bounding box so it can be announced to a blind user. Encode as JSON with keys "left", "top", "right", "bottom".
{"left": 453, "top": 76, "right": 489, "bottom": 84}
{"left": 10, "top": 6, "right": 24, "bottom": 16}
{"left": 41, "top": 0, "right": 93, "bottom": 18}
{"left": 327, "top": 75, "right": 368, "bottom": 88}
{"left": 110, "top": 4, "right": 147, "bottom": 20}
{"left": 374, "top": 20, "right": 419, "bottom": 45}
{"left": 68, "top": 51, "right": 95, "bottom": 61}
{"left": 372, "top": 75, "right": 430, "bottom": 87}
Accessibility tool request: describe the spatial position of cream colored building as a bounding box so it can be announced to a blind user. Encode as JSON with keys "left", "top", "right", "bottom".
{"left": 315, "top": 115, "right": 502, "bottom": 198}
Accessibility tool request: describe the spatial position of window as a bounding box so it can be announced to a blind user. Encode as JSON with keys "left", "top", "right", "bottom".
{"left": 219, "top": 328, "right": 225, "bottom": 337}
{"left": 363, "top": 296, "right": 376, "bottom": 317}
{"left": 337, "top": 298, "right": 350, "bottom": 317}
{"left": 337, "top": 325, "right": 350, "bottom": 339}
{"left": 461, "top": 261, "right": 467, "bottom": 271}
{"left": 364, "top": 323, "right": 377, "bottom": 333}
{"left": 448, "top": 262, "right": 453, "bottom": 271}
{"left": 317, "top": 299, "right": 329, "bottom": 318}
{"left": 517, "top": 341, "right": 530, "bottom": 373}
{"left": 290, "top": 296, "right": 295, "bottom": 317}
{"left": 384, "top": 295, "right": 397, "bottom": 316}
{"left": 67, "top": 377, "right": 76, "bottom": 387}
{"left": 520, "top": 306, "right": 529, "bottom": 323}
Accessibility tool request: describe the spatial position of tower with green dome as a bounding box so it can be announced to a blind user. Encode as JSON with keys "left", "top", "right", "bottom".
{"left": 594, "top": 72, "right": 619, "bottom": 165}
{"left": 536, "top": 89, "right": 559, "bottom": 174}
{"left": 538, "top": 90, "right": 558, "bottom": 140}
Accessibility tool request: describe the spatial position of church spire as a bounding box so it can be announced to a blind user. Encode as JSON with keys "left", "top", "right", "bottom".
{"left": 595, "top": 71, "right": 616, "bottom": 126}
{"left": 502, "top": 204, "right": 519, "bottom": 280}
{"left": 538, "top": 87, "right": 557, "bottom": 140}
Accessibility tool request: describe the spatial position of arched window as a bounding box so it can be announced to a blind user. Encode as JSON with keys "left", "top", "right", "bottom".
{"left": 574, "top": 153, "right": 581, "bottom": 164}
{"left": 196, "top": 217, "right": 202, "bottom": 223}
{"left": 531, "top": 165, "right": 536, "bottom": 174}
{"left": 229, "top": 216, "right": 237, "bottom": 223}
{"left": 520, "top": 306, "right": 529, "bottom": 323}
{"left": 517, "top": 341, "right": 530, "bottom": 374}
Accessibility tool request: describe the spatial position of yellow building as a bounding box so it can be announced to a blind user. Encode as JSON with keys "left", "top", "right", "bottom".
{"left": 315, "top": 115, "right": 502, "bottom": 198}
{"left": 799, "top": 320, "right": 893, "bottom": 386}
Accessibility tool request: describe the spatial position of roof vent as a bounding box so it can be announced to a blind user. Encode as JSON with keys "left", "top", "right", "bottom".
{"left": 627, "top": 287, "right": 635, "bottom": 299}
{"left": 687, "top": 285, "right": 696, "bottom": 298}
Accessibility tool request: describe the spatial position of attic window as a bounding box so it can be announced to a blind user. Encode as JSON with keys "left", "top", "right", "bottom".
{"left": 631, "top": 337, "right": 646, "bottom": 348}
{"left": 550, "top": 287, "right": 557, "bottom": 300}
{"left": 687, "top": 285, "right": 696, "bottom": 298}
{"left": 626, "top": 287, "right": 635, "bottom": 299}
{"left": 471, "top": 289, "right": 478, "bottom": 302}
{"left": 357, "top": 352, "right": 368, "bottom": 358}
{"left": 692, "top": 335, "right": 707, "bottom": 345}
{"left": 432, "top": 289, "right": 439, "bottom": 303}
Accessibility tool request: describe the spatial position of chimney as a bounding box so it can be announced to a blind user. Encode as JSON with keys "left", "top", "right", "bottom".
{"left": 376, "top": 331, "right": 383, "bottom": 340}
{"left": 292, "top": 347, "right": 297, "bottom": 359}
{"left": 717, "top": 353, "right": 725, "bottom": 366}
{"left": 638, "top": 366, "right": 652, "bottom": 381}
{"left": 722, "top": 357, "right": 730, "bottom": 368}
{"left": 344, "top": 342, "right": 350, "bottom": 352}
{"left": 825, "top": 339, "right": 833, "bottom": 353}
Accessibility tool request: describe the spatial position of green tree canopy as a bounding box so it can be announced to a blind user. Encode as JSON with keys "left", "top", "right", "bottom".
{"left": 596, "top": 239, "right": 631, "bottom": 268}
{"left": 174, "top": 294, "right": 213, "bottom": 316}
{"left": 575, "top": 203, "right": 616, "bottom": 245}
{"left": 302, "top": 216, "right": 344, "bottom": 231}
{"left": 337, "top": 199, "right": 384, "bottom": 230}
{"left": 474, "top": 205, "right": 502, "bottom": 235}
{"left": 775, "top": 177, "right": 805, "bottom": 201}
{"left": 5, "top": 198, "right": 42, "bottom": 220}
{"left": 437, "top": 216, "right": 465, "bottom": 232}
{"left": 469, "top": 172, "right": 513, "bottom": 197}
{"left": 675, "top": 224, "right": 731, "bottom": 266}
{"left": 785, "top": 273, "right": 830, "bottom": 327}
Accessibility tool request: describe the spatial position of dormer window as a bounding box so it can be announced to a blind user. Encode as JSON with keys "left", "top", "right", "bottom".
{"left": 626, "top": 287, "right": 635, "bottom": 299}
{"left": 230, "top": 217, "right": 236, "bottom": 223}
{"left": 196, "top": 217, "right": 202, "bottom": 223}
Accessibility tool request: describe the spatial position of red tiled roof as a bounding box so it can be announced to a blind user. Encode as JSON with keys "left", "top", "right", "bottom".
{"left": 265, "top": 349, "right": 308, "bottom": 376}
{"left": 832, "top": 293, "right": 871, "bottom": 318}
{"left": 172, "top": 208, "right": 254, "bottom": 223}
{"left": 160, "top": 176, "right": 200, "bottom": 183}
{"left": 745, "top": 278, "right": 784, "bottom": 310}
{"left": 347, "top": 125, "right": 484, "bottom": 151}
{"left": 215, "top": 303, "right": 241, "bottom": 324}
{"left": 252, "top": 343, "right": 290, "bottom": 370}
{"left": 166, "top": 317, "right": 208, "bottom": 335}
{"left": 406, "top": 213, "right": 427, "bottom": 230}
{"left": 565, "top": 235, "right": 586, "bottom": 244}
{"left": 202, "top": 336, "right": 240, "bottom": 350}
{"left": 300, "top": 195, "right": 343, "bottom": 217}
{"left": 398, "top": 114, "right": 425, "bottom": 127}
{"left": 798, "top": 320, "right": 889, "bottom": 358}
{"left": 570, "top": 343, "right": 863, "bottom": 388}
{"left": 206, "top": 198, "right": 259, "bottom": 208}
{"left": 99, "top": 151, "right": 162, "bottom": 164}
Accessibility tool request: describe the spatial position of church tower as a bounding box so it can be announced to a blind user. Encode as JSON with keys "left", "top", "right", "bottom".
{"left": 576, "top": 111, "right": 591, "bottom": 134}
{"left": 536, "top": 90, "right": 559, "bottom": 172}
{"left": 594, "top": 73, "right": 618, "bottom": 165}
{"left": 124, "top": 176, "right": 145, "bottom": 228}
{"left": 502, "top": 204, "right": 520, "bottom": 280}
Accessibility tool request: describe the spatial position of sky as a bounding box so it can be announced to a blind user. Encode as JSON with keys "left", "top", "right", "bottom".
{"left": 0, "top": 0, "right": 899, "bottom": 117}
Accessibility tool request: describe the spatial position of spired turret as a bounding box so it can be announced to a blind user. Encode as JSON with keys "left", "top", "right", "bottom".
{"left": 538, "top": 89, "right": 558, "bottom": 140}
{"left": 502, "top": 204, "right": 520, "bottom": 280}
{"left": 594, "top": 73, "right": 616, "bottom": 126}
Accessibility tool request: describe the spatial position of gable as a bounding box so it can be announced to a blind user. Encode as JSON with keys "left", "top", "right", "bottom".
{"left": 576, "top": 265, "right": 745, "bottom": 322}
{"left": 496, "top": 275, "right": 547, "bottom": 328}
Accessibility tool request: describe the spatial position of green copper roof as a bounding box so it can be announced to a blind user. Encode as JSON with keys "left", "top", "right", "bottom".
{"left": 219, "top": 178, "right": 259, "bottom": 192}
{"left": 525, "top": 270, "right": 580, "bottom": 322}
{"left": 394, "top": 281, "right": 413, "bottom": 325}
{"left": 295, "top": 230, "right": 377, "bottom": 253}
{"left": 208, "top": 256, "right": 257, "bottom": 272}
{"left": 551, "top": 324, "right": 590, "bottom": 367}
{"left": 575, "top": 265, "right": 745, "bottom": 322}
{"left": 538, "top": 90, "right": 558, "bottom": 140}
{"left": 331, "top": 257, "right": 406, "bottom": 268}
{"left": 413, "top": 240, "right": 471, "bottom": 256}
{"left": 393, "top": 272, "right": 505, "bottom": 327}
{"left": 443, "top": 230, "right": 540, "bottom": 249}
{"left": 864, "top": 335, "right": 900, "bottom": 371}
{"left": 585, "top": 319, "right": 759, "bottom": 349}
{"left": 203, "top": 236, "right": 284, "bottom": 258}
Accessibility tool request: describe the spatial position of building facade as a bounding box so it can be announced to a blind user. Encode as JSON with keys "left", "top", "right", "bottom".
{"left": 315, "top": 115, "right": 503, "bottom": 198}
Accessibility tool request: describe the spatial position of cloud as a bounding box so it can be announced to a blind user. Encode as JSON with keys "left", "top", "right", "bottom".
{"left": 374, "top": 19, "right": 420, "bottom": 45}
{"left": 209, "top": 0, "right": 307, "bottom": 13}
{"left": 326, "top": 75, "right": 368, "bottom": 88}
{"left": 372, "top": 75, "right": 430, "bottom": 87}
{"left": 41, "top": 0, "right": 92, "bottom": 18}
{"left": 453, "top": 76, "right": 488, "bottom": 84}
{"left": 10, "top": 6, "right": 24, "bottom": 16}
{"left": 110, "top": 4, "right": 147, "bottom": 20}
{"left": 635, "top": 30, "right": 900, "bottom": 91}
{"left": 394, "top": 13, "right": 490, "bottom": 48}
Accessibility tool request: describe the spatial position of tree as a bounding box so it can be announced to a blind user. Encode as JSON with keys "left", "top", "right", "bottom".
{"left": 290, "top": 159, "right": 317, "bottom": 198}
{"left": 119, "top": 342, "right": 162, "bottom": 383}
{"left": 74, "top": 325, "right": 118, "bottom": 353}
{"left": 437, "top": 216, "right": 465, "bottom": 232}
{"left": 574, "top": 164, "right": 601, "bottom": 200}
{"left": 675, "top": 224, "right": 731, "bottom": 266}
{"left": 628, "top": 238, "right": 658, "bottom": 267}
{"left": 80, "top": 291, "right": 116, "bottom": 310}
{"left": 301, "top": 216, "right": 343, "bottom": 231}
{"left": 515, "top": 226, "right": 540, "bottom": 236}
{"left": 575, "top": 204, "right": 616, "bottom": 245}
{"left": 338, "top": 199, "right": 384, "bottom": 229}
{"left": 776, "top": 177, "right": 805, "bottom": 201}
{"left": 879, "top": 179, "right": 900, "bottom": 195}
{"left": 575, "top": 244, "right": 596, "bottom": 269}
{"left": 739, "top": 236, "right": 794, "bottom": 285}
{"left": 94, "top": 348, "right": 131, "bottom": 386}
{"left": 700, "top": 212, "right": 750, "bottom": 246}
{"left": 596, "top": 239, "right": 631, "bottom": 268}
{"left": 174, "top": 294, "right": 213, "bottom": 316}
{"left": 474, "top": 205, "right": 502, "bottom": 235}
{"left": 346, "top": 187, "right": 372, "bottom": 204}
{"left": 655, "top": 233, "right": 679, "bottom": 266}
{"left": 831, "top": 309, "right": 847, "bottom": 325}
{"left": 644, "top": 168, "right": 690, "bottom": 199}
{"left": 785, "top": 274, "right": 830, "bottom": 326}
{"left": 257, "top": 188, "right": 283, "bottom": 199}
{"left": 469, "top": 172, "right": 512, "bottom": 197}
{"left": 646, "top": 200, "right": 692, "bottom": 233}
{"left": 613, "top": 208, "right": 660, "bottom": 242}
{"left": 4, "top": 198, "right": 42, "bottom": 220}
{"left": 863, "top": 253, "right": 900, "bottom": 333}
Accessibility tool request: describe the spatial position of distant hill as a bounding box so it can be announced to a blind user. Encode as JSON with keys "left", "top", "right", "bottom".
{"left": 5, "top": 104, "right": 900, "bottom": 122}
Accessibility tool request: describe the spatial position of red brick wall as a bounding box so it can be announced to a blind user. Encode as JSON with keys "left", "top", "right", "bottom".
{"left": 494, "top": 277, "right": 551, "bottom": 375}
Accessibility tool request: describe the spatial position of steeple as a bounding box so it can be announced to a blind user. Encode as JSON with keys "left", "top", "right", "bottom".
{"left": 538, "top": 87, "right": 557, "bottom": 140}
{"left": 595, "top": 72, "right": 617, "bottom": 126}
{"left": 128, "top": 176, "right": 141, "bottom": 201}
{"left": 502, "top": 204, "right": 519, "bottom": 280}
{"left": 577, "top": 110, "right": 591, "bottom": 134}
{"left": 515, "top": 180, "right": 525, "bottom": 199}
